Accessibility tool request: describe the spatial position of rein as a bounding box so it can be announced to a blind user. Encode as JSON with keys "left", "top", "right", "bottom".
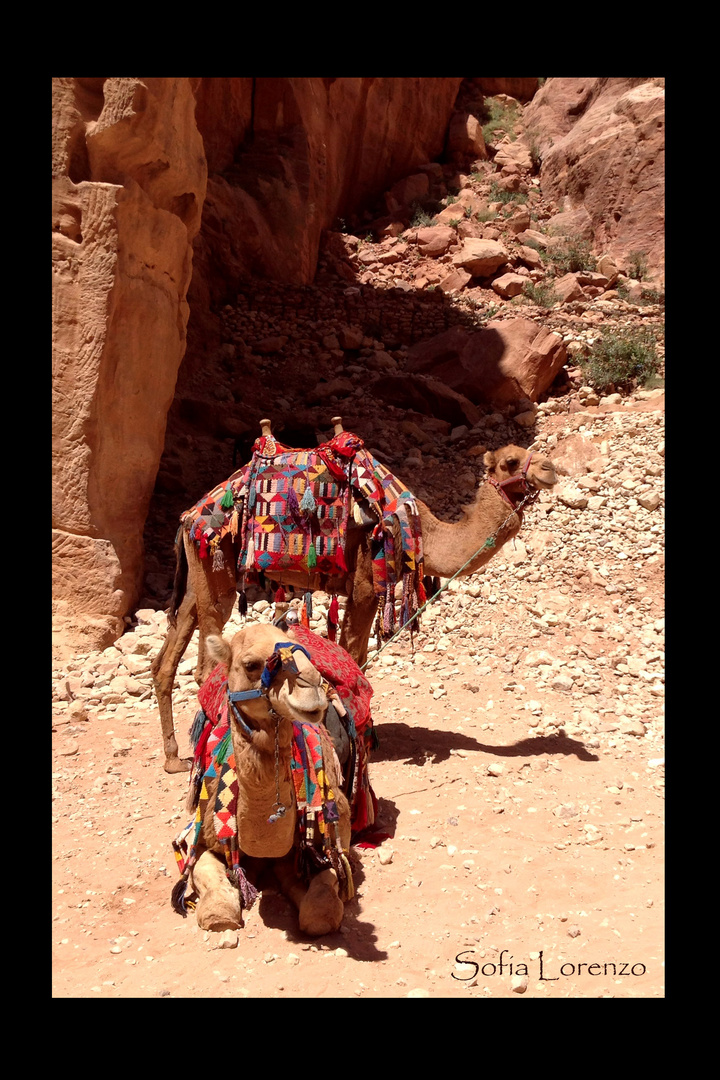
{"left": 361, "top": 467, "right": 540, "bottom": 673}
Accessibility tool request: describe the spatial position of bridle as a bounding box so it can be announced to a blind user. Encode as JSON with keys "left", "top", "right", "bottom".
{"left": 225, "top": 640, "right": 315, "bottom": 825}
{"left": 487, "top": 451, "right": 541, "bottom": 519}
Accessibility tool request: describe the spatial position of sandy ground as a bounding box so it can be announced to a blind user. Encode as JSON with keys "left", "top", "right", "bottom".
{"left": 52, "top": 394, "right": 665, "bottom": 998}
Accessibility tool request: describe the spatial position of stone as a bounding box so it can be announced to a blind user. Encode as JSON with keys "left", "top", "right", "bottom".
{"left": 447, "top": 111, "right": 488, "bottom": 160}
{"left": 524, "top": 77, "right": 665, "bottom": 280}
{"left": 492, "top": 272, "right": 526, "bottom": 299}
{"left": 452, "top": 238, "right": 508, "bottom": 278}
{"left": 415, "top": 226, "right": 456, "bottom": 257}
{"left": 405, "top": 320, "right": 567, "bottom": 407}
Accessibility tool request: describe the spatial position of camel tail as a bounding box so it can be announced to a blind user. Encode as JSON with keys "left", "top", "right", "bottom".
{"left": 167, "top": 526, "right": 188, "bottom": 628}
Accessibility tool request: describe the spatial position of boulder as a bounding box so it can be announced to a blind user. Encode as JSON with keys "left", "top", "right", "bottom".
{"left": 372, "top": 374, "right": 482, "bottom": 427}
{"left": 452, "top": 238, "right": 508, "bottom": 278}
{"left": 447, "top": 110, "right": 488, "bottom": 160}
{"left": 492, "top": 272, "right": 526, "bottom": 299}
{"left": 553, "top": 273, "right": 586, "bottom": 303}
{"left": 405, "top": 319, "right": 567, "bottom": 406}
{"left": 415, "top": 225, "right": 456, "bottom": 257}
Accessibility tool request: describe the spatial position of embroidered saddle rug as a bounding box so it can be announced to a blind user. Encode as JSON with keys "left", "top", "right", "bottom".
{"left": 171, "top": 628, "right": 377, "bottom": 915}
{"left": 178, "top": 429, "right": 426, "bottom": 638}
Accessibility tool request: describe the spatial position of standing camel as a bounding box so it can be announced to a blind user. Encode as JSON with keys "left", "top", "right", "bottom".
{"left": 152, "top": 422, "right": 557, "bottom": 772}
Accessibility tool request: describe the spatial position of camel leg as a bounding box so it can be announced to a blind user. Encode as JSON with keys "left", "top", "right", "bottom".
{"left": 151, "top": 590, "right": 198, "bottom": 773}
{"left": 273, "top": 856, "right": 345, "bottom": 937}
{"left": 339, "top": 538, "right": 377, "bottom": 668}
{"left": 190, "top": 534, "right": 238, "bottom": 688}
{"left": 190, "top": 850, "right": 244, "bottom": 932}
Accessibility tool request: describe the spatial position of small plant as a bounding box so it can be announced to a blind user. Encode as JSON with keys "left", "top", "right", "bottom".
{"left": 475, "top": 208, "right": 496, "bottom": 223}
{"left": 551, "top": 236, "right": 597, "bottom": 275}
{"left": 488, "top": 180, "right": 528, "bottom": 206}
{"left": 480, "top": 97, "right": 520, "bottom": 144}
{"left": 578, "top": 327, "right": 660, "bottom": 392}
{"left": 410, "top": 204, "right": 438, "bottom": 228}
{"left": 628, "top": 250, "right": 649, "bottom": 281}
{"left": 522, "top": 280, "right": 559, "bottom": 308}
{"left": 447, "top": 218, "right": 462, "bottom": 229}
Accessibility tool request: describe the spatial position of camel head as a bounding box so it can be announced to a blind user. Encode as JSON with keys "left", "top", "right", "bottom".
{"left": 483, "top": 444, "right": 557, "bottom": 492}
{"left": 207, "top": 624, "right": 328, "bottom": 745}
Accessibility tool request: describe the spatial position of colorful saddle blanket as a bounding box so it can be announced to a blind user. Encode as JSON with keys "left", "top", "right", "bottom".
{"left": 179, "top": 430, "right": 426, "bottom": 637}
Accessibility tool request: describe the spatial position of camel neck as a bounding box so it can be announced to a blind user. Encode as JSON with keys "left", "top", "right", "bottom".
{"left": 418, "top": 481, "right": 522, "bottom": 579}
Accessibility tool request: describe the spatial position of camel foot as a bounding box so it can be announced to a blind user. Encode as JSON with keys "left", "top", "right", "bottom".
{"left": 195, "top": 890, "right": 244, "bottom": 932}
{"left": 164, "top": 756, "right": 193, "bottom": 774}
{"left": 298, "top": 869, "right": 345, "bottom": 937}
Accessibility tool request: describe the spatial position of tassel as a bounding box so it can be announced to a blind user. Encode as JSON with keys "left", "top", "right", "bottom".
{"left": 212, "top": 542, "right": 225, "bottom": 571}
{"left": 248, "top": 482, "right": 257, "bottom": 510}
{"left": 335, "top": 544, "right": 347, "bottom": 573}
{"left": 300, "top": 601, "right": 310, "bottom": 628}
{"left": 275, "top": 585, "right": 286, "bottom": 603}
{"left": 229, "top": 509, "right": 239, "bottom": 538}
{"left": 171, "top": 878, "right": 190, "bottom": 918}
{"left": 189, "top": 709, "right": 209, "bottom": 749}
{"left": 245, "top": 536, "right": 255, "bottom": 569}
{"left": 288, "top": 487, "right": 300, "bottom": 515}
{"left": 327, "top": 594, "right": 339, "bottom": 642}
{"left": 307, "top": 541, "right": 317, "bottom": 569}
{"left": 304, "top": 591, "right": 313, "bottom": 618}
{"left": 198, "top": 534, "right": 209, "bottom": 559}
{"left": 220, "top": 485, "right": 235, "bottom": 510}
{"left": 383, "top": 599, "right": 394, "bottom": 635}
{"left": 300, "top": 485, "right": 316, "bottom": 514}
{"left": 238, "top": 590, "right": 248, "bottom": 618}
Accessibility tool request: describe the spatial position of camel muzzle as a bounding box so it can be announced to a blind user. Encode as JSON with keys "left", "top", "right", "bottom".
{"left": 227, "top": 640, "right": 316, "bottom": 737}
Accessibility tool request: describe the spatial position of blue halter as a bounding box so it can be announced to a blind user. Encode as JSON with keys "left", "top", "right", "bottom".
{"left": 227, "top": 642, "right": 314, "bottom": 735}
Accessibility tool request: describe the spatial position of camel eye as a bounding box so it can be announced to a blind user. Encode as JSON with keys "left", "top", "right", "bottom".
{"left": 243, "top": 660, "right": 263, "bottom": 676}
{"left": 506, "top": 457, "right": 518, "bottom": 470}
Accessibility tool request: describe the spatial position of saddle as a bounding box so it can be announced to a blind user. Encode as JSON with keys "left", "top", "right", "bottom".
{"left": 179, "top": 428, "right": 427, "bottom": 639}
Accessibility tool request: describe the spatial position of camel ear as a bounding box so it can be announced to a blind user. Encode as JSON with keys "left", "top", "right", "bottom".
{"left": 206, "top": 634, "right": 232, "bottom": 667}
{"left": 483, "top": 450, "right": 496, "bottom": 472}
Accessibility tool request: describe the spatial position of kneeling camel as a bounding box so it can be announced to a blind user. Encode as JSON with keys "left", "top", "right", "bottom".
{"left": 174, "top": 623, "right": 353, "bottom": 938}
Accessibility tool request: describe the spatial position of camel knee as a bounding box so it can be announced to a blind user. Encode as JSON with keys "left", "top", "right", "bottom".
{"left": 298, "top": 869, "right": 345, "bottom": 937}
{"left": 190, "top": 851, "right": 244, "bottom": 932}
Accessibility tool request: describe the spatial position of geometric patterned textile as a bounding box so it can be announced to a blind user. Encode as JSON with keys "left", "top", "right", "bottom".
{"left": 178, "top": 429, "right": 427, "bottom": 639}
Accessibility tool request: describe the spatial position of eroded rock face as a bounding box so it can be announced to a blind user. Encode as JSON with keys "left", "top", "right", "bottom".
{"left": 191, "top": 78, "right": 464, "bottom": 300}
{"left": 52, "top": 77, "right": 464, "bottom": 647}
{"left": 525, "top": 77, "right": 665, "bottom": 281}
{"left": 405, "top": 320, "right": 567, "bottom": 407}
{"left": 52, "top": 77, "right": 207, "bottom": 648}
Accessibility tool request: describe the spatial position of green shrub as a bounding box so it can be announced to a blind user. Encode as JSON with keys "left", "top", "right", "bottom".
{"left": 522, "top": 280, "right": 559, "bottom": 308}
{"left": 628, "top": 250, "right": 649, "bottom": 281}
{"left": 488, "top": 180, "right": 528, "bottom": 206}
{"left": 480, "top": 97, "right": 520, "bottom": 143}
{"left": 551, "top": 236, "right": 597, "bottom": 274}
{"left": 410, "top": 205, "right": 437, "bottom": 228}
{"left": 579, "top": 328, "right": 661, "bottom": 392}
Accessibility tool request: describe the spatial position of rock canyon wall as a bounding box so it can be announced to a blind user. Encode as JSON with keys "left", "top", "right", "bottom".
{"left": 52, "top": 76, "right": 664, "bottom": 648}
{"left": 52, "top": 77, "right": 464, "bottom": 647}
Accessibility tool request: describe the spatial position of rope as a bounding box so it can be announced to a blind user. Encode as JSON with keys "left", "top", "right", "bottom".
{"left": 360, "top": 493, "right": 536, "bottom": 673}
